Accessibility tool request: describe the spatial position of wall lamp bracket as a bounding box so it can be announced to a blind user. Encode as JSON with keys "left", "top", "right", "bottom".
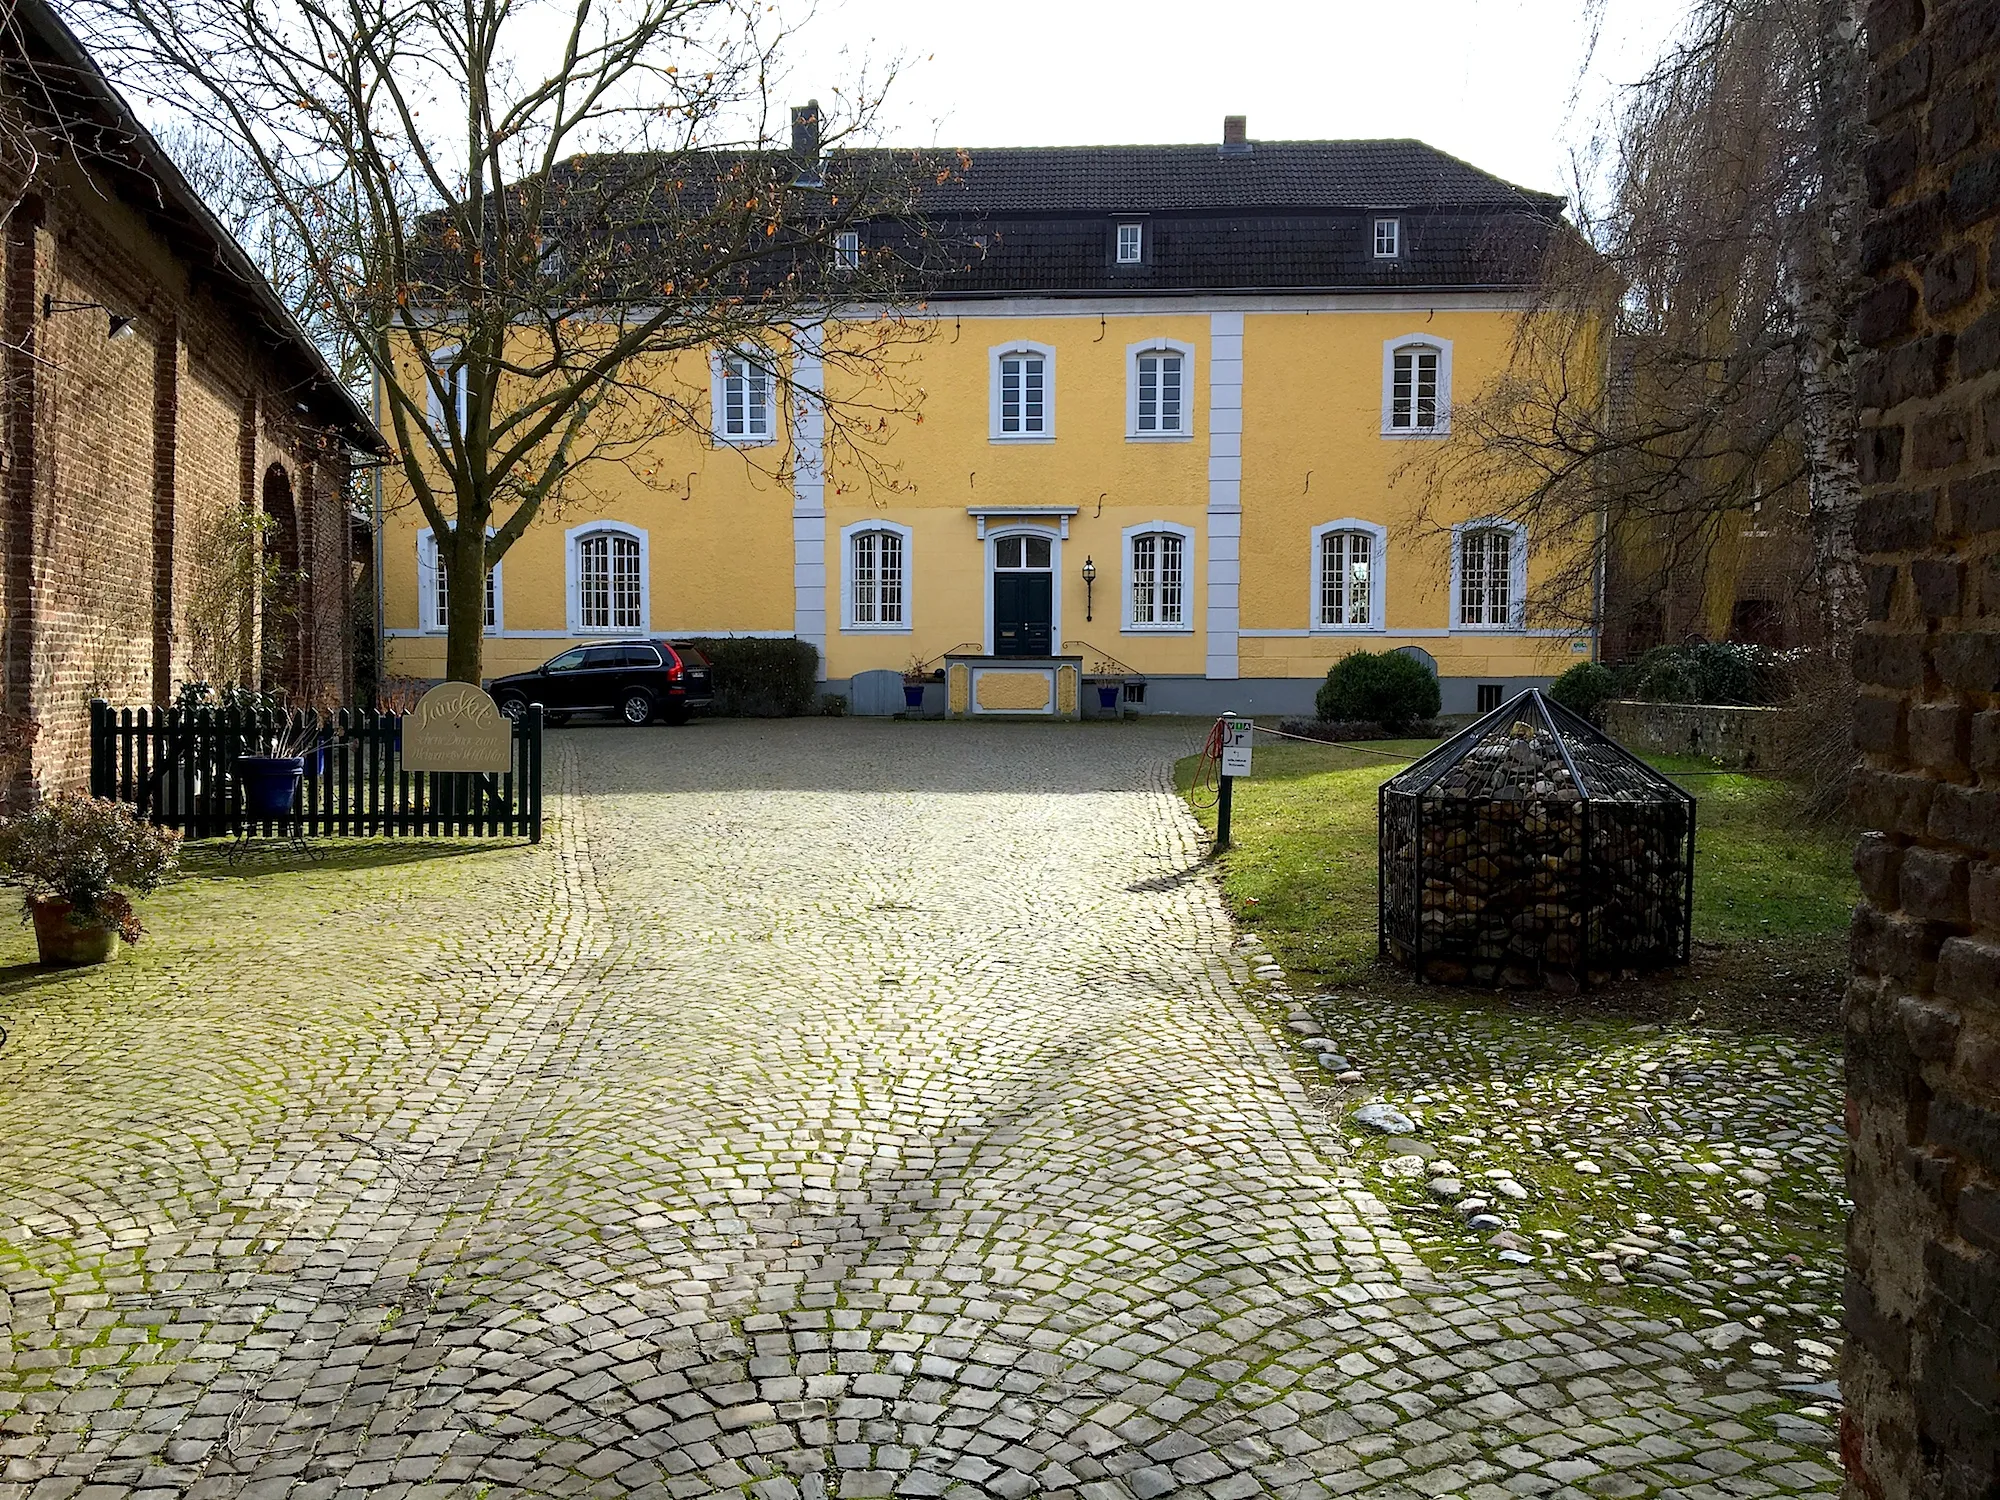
{"left": 43, "top": 295, "right": 135, "bottom": 341}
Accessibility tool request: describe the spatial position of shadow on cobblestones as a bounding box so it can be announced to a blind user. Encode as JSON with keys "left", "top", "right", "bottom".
{"left": 0, "top": 722, "right": 1839, "bottom": 1499}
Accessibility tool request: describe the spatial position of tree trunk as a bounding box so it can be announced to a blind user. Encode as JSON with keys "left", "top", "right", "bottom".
{"left": 444, "top": 521, "right": 487, "bottom": 685}
{"left": 1795, "top": 0, "right": 1867, "bottom": 643}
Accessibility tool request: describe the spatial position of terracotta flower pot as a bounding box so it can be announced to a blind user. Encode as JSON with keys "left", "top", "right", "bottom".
{"left": 29, "top": 895, "right": 121, "bottom": 966}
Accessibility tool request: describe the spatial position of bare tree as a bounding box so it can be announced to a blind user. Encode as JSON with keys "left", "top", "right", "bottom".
{"left": 1412, "top": 0, "right": 1867, "bottom": 647}
{"left": 76, "top": 0, "right": 944, "bottom": 683}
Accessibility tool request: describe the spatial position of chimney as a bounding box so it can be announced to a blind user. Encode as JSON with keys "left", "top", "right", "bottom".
{"left": 791, "top": 100, "right": 822, "bottom": 160}
{"left": 1220, "top": 115, "right": 1250, "bottom": 155}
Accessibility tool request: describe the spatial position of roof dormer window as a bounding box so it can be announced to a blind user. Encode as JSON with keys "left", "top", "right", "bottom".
{"left": 1116, "top": 223, "right": 1143, "bottom": 264}
{"left": 1374, "top": 217, "right": 1401, "bottom": 258}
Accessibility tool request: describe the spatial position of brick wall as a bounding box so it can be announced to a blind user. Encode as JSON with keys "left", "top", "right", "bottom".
{"left": 1845, "top": 0, "right": 2000, "bottom": 1494}
{"left": 0, "top": 96, "right": 362, "bottom": 799}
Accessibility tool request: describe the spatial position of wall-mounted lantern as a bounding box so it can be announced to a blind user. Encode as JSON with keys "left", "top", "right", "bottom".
{"left": 43, "top": 294, "right": 136, "bottom": 341}
{"left": 1081, "top": 554, "right": 1097, "bottom": 623}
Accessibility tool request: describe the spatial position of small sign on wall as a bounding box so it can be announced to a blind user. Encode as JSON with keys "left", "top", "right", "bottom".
{"left": 1220, "top": 717, "right": 1254, "bottom": 777}
{"left": 402, "top": 682, "right": 514, "bottom": 772}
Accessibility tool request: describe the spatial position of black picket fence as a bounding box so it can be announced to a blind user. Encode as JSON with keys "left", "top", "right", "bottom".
{"left": 88, "top": 700, "right": 543, "bottom": 842}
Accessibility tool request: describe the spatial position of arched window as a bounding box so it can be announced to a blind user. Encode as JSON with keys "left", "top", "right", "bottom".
{"left": 1454, "top": 520, "right": 1526, "bottom": 629}
{"left": 1311, "top": 521, "right": 1385, "bottom": 630}
{"left": 1382, "top": 334, "right": 1451, "bottom": 436}
{"left": 842, "top": 521, "right": 912, "bottom": 631}
{"left": 418, "top": 528, "right": 500, "bottom": 634}
{"left": 1127, "top": 339, "right": 1195, "bottom": 439}
{"left": 1123, "top": 522, "right": 1193, "bottom": 630}
{"left": 989, "top": 343, "right": 1054, "bottom": 440}
{"left": 566, "top": 523, "right": 648, "bottom": 633}
{"left": 713, "top": 347, "right": 775, "bottom": 444}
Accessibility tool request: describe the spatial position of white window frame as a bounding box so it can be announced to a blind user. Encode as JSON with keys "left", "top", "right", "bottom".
{"left": 988, "top": 342, "right": 1056, "bottom": 442}
{"left": 1121, "top": 521, "right": 1195, "bottom": 634}
{"left": 417, "top": 527, "right": 502, "bottom": 636}
{"left": 1381, "top": 333, "right": 1452, "bottom": 438}
{"left": 840, "top": 519, "right": 914, "bottom": 634}
{"left": 1116, "top": 223, "right": 1144, "bottom": 264}
{"left": 711, "top": 347, "right": 777, "bottom": 446}
{"left": 565, "top": 521, "right": 650, "bottom": 635}
{"left": 1451, "top": 519, "right": 1528, "bottom": 631}
{"left": 1374, "top": 217, "right": 1401, "bottom": 258}
{"left": 1308, "top": 520, "right": 1386, "bottom": 633}
{"left": 1125, "top": 338, "right": 1196, "bottom": 441}
{"left": 426, "top": 342, "right": 468, "bottom": 435}
{"left": 834, "top": 230, "right": 861, "bottom": 271}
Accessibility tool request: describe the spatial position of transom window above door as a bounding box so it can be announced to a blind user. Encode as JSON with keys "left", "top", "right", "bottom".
{"left": 993, "top": 534, "right": 1052, "bottom": 570}
{"left": 990, "top": 343, "right": 1054, "bottom": 440}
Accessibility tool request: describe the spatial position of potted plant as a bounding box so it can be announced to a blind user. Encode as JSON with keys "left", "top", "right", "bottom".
{"left": 1096, "top": 681, "right": 1122, "bottom": 713}
{"left": 0, "top": 795, "right": 181, "bottom": 965}
{"left": 902, "top": 656, "right": 931, "bottom": 713}
{"left": 237, "top": 710, "right": 321, "bottom": 818}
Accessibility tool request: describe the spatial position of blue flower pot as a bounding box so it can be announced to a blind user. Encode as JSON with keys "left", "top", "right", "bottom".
{"left": 1097, "top": 685, "right": 1121, "bottom": 711}
{"left": 238, "top": 756, "right": 304, "bottom": 817}
{"left": 903, "top": 683, "right": 926, "bottom": 710}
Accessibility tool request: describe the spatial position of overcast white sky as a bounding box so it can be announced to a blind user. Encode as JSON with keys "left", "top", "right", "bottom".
{"left": 784, "top": 0, "right": 1691, "bottom": 206}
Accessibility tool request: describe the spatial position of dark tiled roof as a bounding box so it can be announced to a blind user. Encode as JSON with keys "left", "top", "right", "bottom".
{"left": 894, "top": 139, "right": 1563, "bottom": 215}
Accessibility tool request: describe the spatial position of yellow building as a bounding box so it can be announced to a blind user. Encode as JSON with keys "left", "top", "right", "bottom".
{"left": 382, "top": 122, "right": 1594, "bottom": 717}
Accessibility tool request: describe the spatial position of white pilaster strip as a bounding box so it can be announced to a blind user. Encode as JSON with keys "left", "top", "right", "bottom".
{"left": 791, "top": 328, "right": 828, "bottom": 677}
{"left": 1206, "top": 311, "right": 1244, "bottom": 680}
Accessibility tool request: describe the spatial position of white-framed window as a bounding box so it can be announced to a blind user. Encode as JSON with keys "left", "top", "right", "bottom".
{"left": 989, "top": 342, "right": 1055, "bottom": 441}
{"left": 1374, "top": 217, "right": 1401, "bottom": 258}
{"left": 834, "top": 230, "right": 861, "bottom": 271}
{"left": 842, "top": 520, "right": 912, "bottom": 632}
{"left": 565, "top": 522, "right": 648, "bottom": 633}
{"left": 1382, "top": 334, "right": 1452, "bottom": 437}
{"left": 1126, "top": 338, "right": 1194, "bottom": 439}
{"left": 1123, "top": 522, "right": 1194, "bottom": 631}
{"left": 1453, "top": 520, "right": 1527, "bottom": 630}
{"left": 712, "top": 348, "right": 775, "bottom": 444}
{"left": 1310, "top": 520, "right": 1386, "bottom": 631}
{"left": 426, "top": 343, "right": 468, "bottom": 434}
{"left": 1116, "top": 223, "right": 1144, "bottom": 264}
{"left": 417, "top": 528, "right": 501, "bottom": 635}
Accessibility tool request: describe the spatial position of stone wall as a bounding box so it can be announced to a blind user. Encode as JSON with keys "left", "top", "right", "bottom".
{"left": 1845, "top": 0, "right": 2000, "bottom": 1493}
{"left": 1601, "top": 700, "right": 1802, "bottom": 768}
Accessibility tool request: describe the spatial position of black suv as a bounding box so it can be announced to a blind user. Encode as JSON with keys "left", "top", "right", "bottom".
{"left": 488, "top": 640, "right": 713, "bottom": 726}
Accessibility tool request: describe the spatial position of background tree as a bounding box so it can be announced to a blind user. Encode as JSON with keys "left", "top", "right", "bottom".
{"left": 78, "top": 0, "right": 943, "bottom": 684}
{"left": 1413, "top": 0, "right": 1867, "bottom": 647}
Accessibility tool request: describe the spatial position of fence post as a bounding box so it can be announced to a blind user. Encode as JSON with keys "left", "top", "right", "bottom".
{"left": 89, "top": 700, "right": 108, "bottom": 798}
{"left": 527, "top": 704, "right": 544, "bottom": 844}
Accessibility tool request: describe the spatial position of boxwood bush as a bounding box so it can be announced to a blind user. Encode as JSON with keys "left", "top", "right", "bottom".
{"left": 1316, "top": 650, "right": 1441, "bottom": 731}
{"left": 684, "top": 637, "right": 821, "bottom": 717}
{"left": 1548, "top": 660, "right": 1618, "bottom": 724}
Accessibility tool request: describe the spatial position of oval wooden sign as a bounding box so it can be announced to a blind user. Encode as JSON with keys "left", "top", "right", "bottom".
{"left": 402, "top": 682, "right": 514, "bottom": 772}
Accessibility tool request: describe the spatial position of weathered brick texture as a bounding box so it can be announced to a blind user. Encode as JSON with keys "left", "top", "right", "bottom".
{"left": 1847, "top": 1, "right": 2000, "bottom": 1494}
{"left": 0, "top": 8, "right": 377, "bottom": 802}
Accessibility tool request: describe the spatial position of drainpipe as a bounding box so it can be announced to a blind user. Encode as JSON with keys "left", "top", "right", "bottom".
{"left": 373, "top": 373, "right": 386, "bottom": 699}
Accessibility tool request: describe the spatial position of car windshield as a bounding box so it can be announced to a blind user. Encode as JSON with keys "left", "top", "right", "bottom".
{"left": 545, "top": 649, "right": 588, "bottom": 672}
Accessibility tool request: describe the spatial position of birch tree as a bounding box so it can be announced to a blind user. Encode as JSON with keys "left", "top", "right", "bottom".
{"left": 78, "top": 0, "right": 942, "bottom": 683}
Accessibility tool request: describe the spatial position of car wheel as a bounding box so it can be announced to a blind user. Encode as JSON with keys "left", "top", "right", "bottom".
{"left": 495, "top": 693, "right": 528, "bottom": 722}
{"left": 620, "top": 691, "right": 655, "bottom": 726}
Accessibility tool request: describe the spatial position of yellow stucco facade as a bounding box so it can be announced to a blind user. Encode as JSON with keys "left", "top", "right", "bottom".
{"left": 381, "top": 294, "right": 1591, "bottom": 715}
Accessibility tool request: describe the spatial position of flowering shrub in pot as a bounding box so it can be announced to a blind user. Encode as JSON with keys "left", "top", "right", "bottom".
{"left": 0, "top": 796, "right": 182, "bottom": 965}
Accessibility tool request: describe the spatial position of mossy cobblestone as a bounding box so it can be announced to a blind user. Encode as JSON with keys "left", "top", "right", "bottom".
{"left": 0, "top": 721, "right": 1837, "bottom": 1497}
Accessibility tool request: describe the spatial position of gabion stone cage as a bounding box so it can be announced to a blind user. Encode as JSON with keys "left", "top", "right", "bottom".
{"left": 1379, "top": 689, "right": 1695, "bottom": 986}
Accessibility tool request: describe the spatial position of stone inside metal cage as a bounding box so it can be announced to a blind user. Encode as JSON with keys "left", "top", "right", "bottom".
{"left": 1377, "top": 688, "right": 1696, "bottom": 987}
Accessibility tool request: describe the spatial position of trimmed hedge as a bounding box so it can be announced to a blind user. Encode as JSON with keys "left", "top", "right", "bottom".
{"left": 684, "top": 637, "right": 821, "bottom": 717}
{"left": 1548, "top": 661, "right": 1618, "bottom": 724}
{"left": 1316, "top": 650, "right": 1441, "bottom": 731}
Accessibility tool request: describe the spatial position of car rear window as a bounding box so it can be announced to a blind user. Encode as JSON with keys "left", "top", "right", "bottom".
{"left": 671, "top": 644, "right": 711, "bottom": 668}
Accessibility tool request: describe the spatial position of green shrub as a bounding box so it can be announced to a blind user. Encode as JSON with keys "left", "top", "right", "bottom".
{"left": 1315, "top": 650, "right": 1440, "bottom": 731}
{"left": 1548, "top": 661, "right": 1618, "bottom": 724}
{"left": 684, "top": 637, "right": 821, "bottom": 717}
{"left": 1631, "top": 641, "right": 1786, "bottom": 705}
{"left": 0, "top": 794, "right": 182, "bottom": 941}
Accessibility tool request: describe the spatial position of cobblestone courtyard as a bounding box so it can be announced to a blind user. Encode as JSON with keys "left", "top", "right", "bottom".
{"left": 1, "top": 721, "right": 1840, "bottom": 1499}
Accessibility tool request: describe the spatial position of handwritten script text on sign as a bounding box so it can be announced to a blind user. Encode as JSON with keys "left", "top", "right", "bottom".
{"left": 401, "top": 683, "right": 514, "bottom": 773}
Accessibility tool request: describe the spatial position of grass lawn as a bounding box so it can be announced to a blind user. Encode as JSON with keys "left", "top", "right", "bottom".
{"left": 1175, "top": 736, "right": 1857, "bottom": 1000}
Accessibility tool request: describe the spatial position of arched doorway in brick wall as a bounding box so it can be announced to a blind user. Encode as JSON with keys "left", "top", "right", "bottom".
{"left": 260, "top": 464, "right": 303, "bottom": 696}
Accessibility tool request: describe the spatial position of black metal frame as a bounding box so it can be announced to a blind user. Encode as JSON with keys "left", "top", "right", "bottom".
{"left": 1378, "top": 688, "right": 1696, "bottom": 978}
